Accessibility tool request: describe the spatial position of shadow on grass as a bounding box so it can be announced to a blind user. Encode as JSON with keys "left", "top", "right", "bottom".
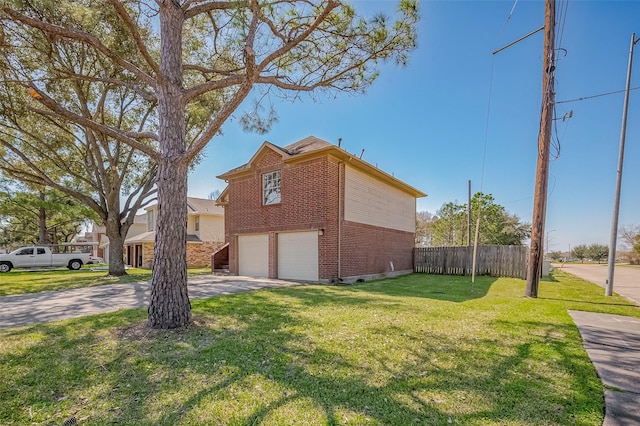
{"left": 0, "top": 283, "right": 602, "bottom": 425}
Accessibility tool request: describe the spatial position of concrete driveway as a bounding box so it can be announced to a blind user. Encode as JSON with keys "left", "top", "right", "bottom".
{"left": 559, "top": 263, "right": 640, "bottom": 305}
{"left": 0, "top": 275, "right": 302, "bottom": 329}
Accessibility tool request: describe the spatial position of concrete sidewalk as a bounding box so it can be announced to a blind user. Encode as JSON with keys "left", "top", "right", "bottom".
{"left": 561, "top": 265, "right": 640, "bottom": 425}
{"left": 0, "top": 275, "right": 302, "bottom": 329}
{"left": 569, "top": 311, "right": 640, "bottom": 426}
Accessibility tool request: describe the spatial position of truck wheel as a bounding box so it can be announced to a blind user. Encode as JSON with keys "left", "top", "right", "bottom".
{"left": 68, "top": 260, "right": 83, "bottom": 270}
{"left": 0, "top": 262, "right": 11, "bottom": 273}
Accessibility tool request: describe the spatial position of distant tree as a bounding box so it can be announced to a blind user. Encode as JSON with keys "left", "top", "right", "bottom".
{"left": 572, "top": 245, "right": 589, "bottom": 263}
{"left": 208, "top": 190, "right": 222, "bottom": 201}
{"left": 499, "top": 212, "right": 531, "bottom": 245}
{"left": 633, "top": 235, "right": 640, "bottom": 259}
{"left": 620, "top": 224, "right": 640, "bottom": 264}
{"left": 430, "top": 193, "right": 530, "bottom": 247}
{"left": 588, "top": 244, "right": 609, "bottom": 263}
{"left": 415, "top": 211, "right": 437, "bottom": 246}
{"left": 548, "top": 251, "right": 563, "bottom": 262}
{"left": 0, "top": 185, "right": 97, "bottom": 249}
{"left": 619, "top": 250, "right": 639, "bottom": 265}
{"left": 619, "top": 224, "right": 640, "bottom": 250}
{"left": 431, "top": 202, "right": 466, "bottom": 246}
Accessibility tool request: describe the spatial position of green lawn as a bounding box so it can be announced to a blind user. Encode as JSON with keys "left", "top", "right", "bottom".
{"left": 0, "top": 268, "right": 212, "bottom": 296}
{"left": 1, "top": 271, "right": 638, "bottom": 425}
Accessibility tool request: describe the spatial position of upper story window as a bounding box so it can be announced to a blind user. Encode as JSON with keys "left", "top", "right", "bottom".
{"left": 195, "top": 215, "right": 200, "bottom": 231}
{"left": 262, "top": 170, "right": 281, "bottom": 205}
{"left": 147, "top": 209, "right": 155, "bottom": 231}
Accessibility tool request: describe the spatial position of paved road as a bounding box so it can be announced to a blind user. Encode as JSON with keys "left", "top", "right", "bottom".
{"left": 559, "top": 263, "right": 640, "bottom": 306}
{"left": 0, "top": 275, "right": 302, "bottom": 329}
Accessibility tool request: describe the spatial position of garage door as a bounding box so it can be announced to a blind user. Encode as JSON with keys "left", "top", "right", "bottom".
{"left": 238, "top": 234, "right": 269, "bottom": 277}
{"left": 278, "top": 231, "right": 319, "bottom": 281}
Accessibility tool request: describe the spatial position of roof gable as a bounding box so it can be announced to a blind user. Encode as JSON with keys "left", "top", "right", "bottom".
{"left": 281, "top": 136, "right": 332, "bottom": 155}
{"left": 145, "top": 197, "right": 224, "bottom": 215}
{"left": 186, "top": 197, "right": 224, "bottom": 215}
{"left": 218, "top": 136, "right": 426, "bottom": 198}
{"left": 218, "top": 141, "right": 288, "bottom": 177}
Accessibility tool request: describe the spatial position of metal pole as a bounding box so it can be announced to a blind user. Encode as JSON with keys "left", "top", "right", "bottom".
{"left": 606, "top": 33, "right": 639, "bottom": 297}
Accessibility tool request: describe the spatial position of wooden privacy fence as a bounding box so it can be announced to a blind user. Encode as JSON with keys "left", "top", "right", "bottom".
{"left": 414, "top": 245, "right": 528, "bottom": 279}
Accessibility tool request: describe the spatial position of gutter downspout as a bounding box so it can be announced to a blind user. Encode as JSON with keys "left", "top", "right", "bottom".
{"left": 337, "top": 161, "right": 343, "bottom": 280}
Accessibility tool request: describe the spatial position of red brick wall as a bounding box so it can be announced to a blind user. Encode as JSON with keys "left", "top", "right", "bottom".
{"left": 225, "top": 149, "right": 414, "bottom": 281}
{"left": 226, "top": 150, "right": 339, "bottom": 279}
{"left": 141, "top": 241, "right": 225, "bottom": 269}
{"left": 339, "top": 221, "right": 415, "bottom": 278}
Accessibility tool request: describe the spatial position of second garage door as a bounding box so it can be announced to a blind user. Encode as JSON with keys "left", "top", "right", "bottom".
{"left": 278, "top": 231, "right": 319, "bottom": 281}
{"left": 238, "top": 234, "right": 269, "bottom": 277}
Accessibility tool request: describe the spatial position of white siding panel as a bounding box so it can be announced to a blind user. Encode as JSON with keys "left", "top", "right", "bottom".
{"left": 278, "top": 232, "right": 319, "bottom": 281}
{"left": 238, "top": 234, "right": 269, "bottom": 277}
{"left": 344, "top": 165, "right": 416, "bottom": 232}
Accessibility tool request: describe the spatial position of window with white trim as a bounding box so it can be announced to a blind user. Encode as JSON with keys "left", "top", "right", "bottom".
{"left": 262, "top": 170, "right": 281, "bottom": 205}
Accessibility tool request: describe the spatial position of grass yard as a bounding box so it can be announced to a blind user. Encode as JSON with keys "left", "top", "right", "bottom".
{"left": 1, "top": 271, "right": 638, "bottom": 425}
{"left": 0, "top": 268, "right": 212, "bottom": 296}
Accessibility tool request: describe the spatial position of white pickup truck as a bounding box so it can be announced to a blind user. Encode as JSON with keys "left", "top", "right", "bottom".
{"left": 0, "top": 246, "right": 91, "bottom": 273}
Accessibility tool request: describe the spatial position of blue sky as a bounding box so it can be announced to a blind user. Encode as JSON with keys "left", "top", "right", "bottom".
{"left": 188, "top": 0, "right": 640, "bottom": 253}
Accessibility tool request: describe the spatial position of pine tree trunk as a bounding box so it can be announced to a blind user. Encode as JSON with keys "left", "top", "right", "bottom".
{"left": 147, "top": 159, "right": 190, "bottom": 328}
{"left": 148, "top": 1, "right": 191, "bottom": 329}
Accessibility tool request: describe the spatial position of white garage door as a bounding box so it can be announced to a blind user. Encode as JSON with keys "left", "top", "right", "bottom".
{"left": 238, "top": 234, "right": 269, "bottom": 277}
{"left": 278, "top": 231, "right": 319, "bottom": 281}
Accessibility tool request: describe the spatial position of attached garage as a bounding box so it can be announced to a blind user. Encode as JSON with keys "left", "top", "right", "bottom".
{"left": 277, "top": 231, "right": 319, "bottom": 281}
{"left": 238, "top": 234, "right": 269, "bottom": 277}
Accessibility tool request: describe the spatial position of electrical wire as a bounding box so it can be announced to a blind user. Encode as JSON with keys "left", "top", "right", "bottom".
{"left": 556, "top": 86, "right": 640, "bottom": 104}
{"left": 556, "top": 0, "right": 570, "bottom": 50}
{"left": 548, "top": 0, "right": 571, "bottom": 162}
{"left": 473, "top": 0, "right": 521, "bottom": 286}
{"left": 480, "top": 0, "right": 520, "bottom": 192}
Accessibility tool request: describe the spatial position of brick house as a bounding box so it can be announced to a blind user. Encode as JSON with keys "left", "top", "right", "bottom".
{"left": 124, "top": 197, "right": 225, "bottom": 268}
{"left": 76, "top": 221, "right": 106, "bottom": 260}
{"left": 217, "top": 136, "right": 426, "bottom": 283}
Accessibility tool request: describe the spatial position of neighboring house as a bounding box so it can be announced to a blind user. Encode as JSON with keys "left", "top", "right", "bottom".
{"left": 217, "top": 136, "right": 426, "bottom": 283}
{"left": 76, "top": 222, "right": 106, "bottom": 259}
{"left": 121, "top": 214, "right": 149, "bottom": 266}
{"left": 124, "top": 198, "right": 225, "bottom": 268}
{"left": 96, "top": 214, "right": 147, "bottom": 264}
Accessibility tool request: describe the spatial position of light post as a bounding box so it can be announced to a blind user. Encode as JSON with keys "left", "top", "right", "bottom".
{"left": 606, "top": 32, "right": 640, "bottom": 297}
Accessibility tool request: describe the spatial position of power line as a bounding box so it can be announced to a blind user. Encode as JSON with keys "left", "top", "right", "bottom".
{"left": 556, "top": 0, "right": 569, "bottom": 49}
{"left": 481, "top": 0, "right": 522, "bottom": 191}
{"left": 556, "top": 86, "right": 640, "bottom": 104}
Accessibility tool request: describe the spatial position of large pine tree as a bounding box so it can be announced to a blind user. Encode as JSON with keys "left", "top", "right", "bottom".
{"left": 1, "top": 0, "right": 419, "bottom": 328}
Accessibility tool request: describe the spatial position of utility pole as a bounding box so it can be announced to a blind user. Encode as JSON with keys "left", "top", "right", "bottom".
{"left": 606, "top": 32, "right": 639, "bottom": 297}
{"left": 467, "top": 180, "right": 472, "bottom": 247}
{"left": 526, "top": 0, "right": 555, "bottom": 298}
